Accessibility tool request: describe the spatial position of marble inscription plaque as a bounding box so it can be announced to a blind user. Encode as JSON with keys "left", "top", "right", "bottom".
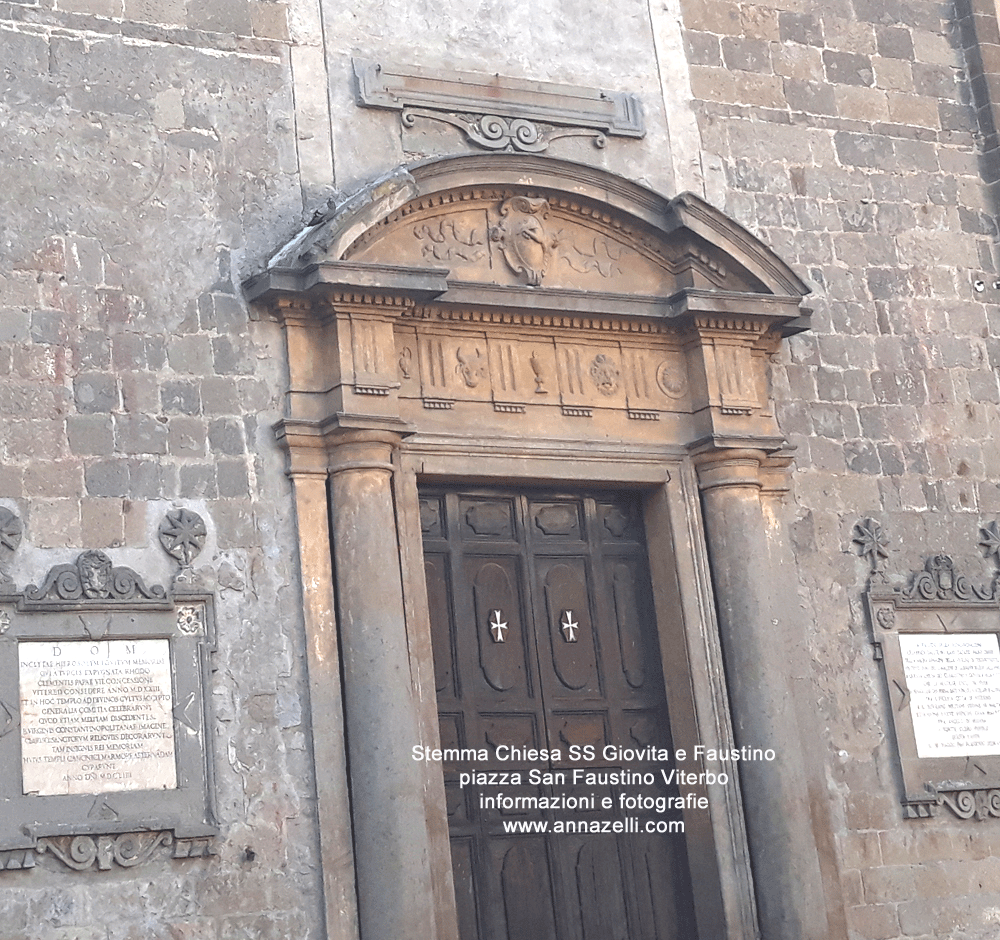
{"left": 19, "top": 639, "right": 177, "bottom": 796}
{"left": 898, "top": 633, "right": 1000, "bottom": 759}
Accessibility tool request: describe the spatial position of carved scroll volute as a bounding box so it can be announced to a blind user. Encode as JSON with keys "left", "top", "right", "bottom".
{"left": 471, "top": 559, "right": 526, "bottom": 692}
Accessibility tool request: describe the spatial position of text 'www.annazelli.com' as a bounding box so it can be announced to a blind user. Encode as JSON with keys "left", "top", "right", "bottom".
{"left": 502, "top": 818, "right": 685, "bottom": 834}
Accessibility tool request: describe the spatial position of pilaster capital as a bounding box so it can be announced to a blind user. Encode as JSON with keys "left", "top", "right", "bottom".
{"left": 324, "top": 427, "right": 404, "bottom": 476}
{"left": 691, "top": 447, "right": 767, "bottom": 493}
{"left": 691, "top": 444, "right": 797, "bottom": 497}
{"left": 274, "top": 415, "right": 413, "bottom": 477}
{"left": 274, "top": 419, "right": 330, "bottom": 478}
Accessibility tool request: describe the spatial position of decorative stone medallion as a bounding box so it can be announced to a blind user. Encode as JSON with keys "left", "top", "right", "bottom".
{"left": 490, "top": 197, "right": 557, "bottom": 286}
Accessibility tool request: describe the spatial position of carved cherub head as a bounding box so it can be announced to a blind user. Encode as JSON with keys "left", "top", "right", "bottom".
{"left": 78, "top": 550, "right": 114, "bottom": 599}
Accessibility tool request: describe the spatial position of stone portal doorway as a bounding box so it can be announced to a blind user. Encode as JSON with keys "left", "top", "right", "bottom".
{"left": 248, "top": 154, "right": 826, "bottom": 940}
{"left": 420, "top": 486, "right": 697, "bottom": 940}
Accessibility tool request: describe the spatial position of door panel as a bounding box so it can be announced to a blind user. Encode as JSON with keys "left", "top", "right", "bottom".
{"left": 422, "top": 488, "right": 696, "bottom": 940}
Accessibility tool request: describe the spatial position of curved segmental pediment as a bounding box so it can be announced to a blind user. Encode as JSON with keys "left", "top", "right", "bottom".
{"left": 260, "top": 155, "right": 809, "bottom": 302}
{"left": 346, "top": 188, "right": 696, "bottom": 295}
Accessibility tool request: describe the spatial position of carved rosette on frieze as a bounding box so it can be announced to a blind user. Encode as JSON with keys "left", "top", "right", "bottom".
{"left": 862, "top": 520, "right": 1000, "bottom": 821}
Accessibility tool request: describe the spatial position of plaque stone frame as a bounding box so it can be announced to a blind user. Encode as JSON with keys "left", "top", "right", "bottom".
{"left": 866, "top": 546, "right": 1000, "bottom": 820}
{"left": 0, "top": 551, "right": 218, "bottom": 871}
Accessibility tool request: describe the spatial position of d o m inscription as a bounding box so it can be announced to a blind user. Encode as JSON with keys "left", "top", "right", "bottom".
{"left": 19, "top": 639, "right": 177, "bottom": 796}
{"left": 899, "top": 633, "right": 1000, "bottom": 759}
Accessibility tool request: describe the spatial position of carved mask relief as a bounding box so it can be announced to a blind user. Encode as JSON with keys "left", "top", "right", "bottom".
{"left": 79, "top": 551, "right": 114, "bottom": 598}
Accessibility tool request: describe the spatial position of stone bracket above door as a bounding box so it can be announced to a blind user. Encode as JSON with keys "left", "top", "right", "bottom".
{"left": 353, "top": 58, "right": 645, "bottom": 156}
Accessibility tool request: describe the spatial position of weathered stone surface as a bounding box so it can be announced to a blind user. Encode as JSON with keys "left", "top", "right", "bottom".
{"left": 3, "top": 0, "right": 1000, "bottom": 936}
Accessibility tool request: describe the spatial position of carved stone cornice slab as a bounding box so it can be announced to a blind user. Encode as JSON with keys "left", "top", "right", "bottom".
{"left": 353, "top": 58, "right": 644, "bottom": 149}
{"left": 244, "top": 261, "right": 449, "bottom": 314}
{"left": 409, "top": 304, "right": 679, "bottom": 335}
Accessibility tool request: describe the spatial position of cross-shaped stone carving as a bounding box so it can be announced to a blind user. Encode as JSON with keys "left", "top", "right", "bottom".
{"left": 561, "top": 610, "right": 579, "bottom": 642}
{"left": 489, "top": 610, "right": 508, "bottom": 643}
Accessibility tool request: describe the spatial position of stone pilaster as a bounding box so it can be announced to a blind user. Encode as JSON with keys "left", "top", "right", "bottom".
{"left": 694, "top": 447, "right": 829, "bottom": 940}
{"left": 275, "top": 421, "right": 361, "bottom": 940}
{"left": 326, "top": 428, "right": 437, "bottom": 940}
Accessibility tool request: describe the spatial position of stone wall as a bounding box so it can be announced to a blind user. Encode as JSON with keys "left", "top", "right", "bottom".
{"left": 3, "top": 0, "right": 1000, "bottom": 937}
{"left": 677, "top": 1, "right": 1000, "bottom": 937}
{"left": 0, "top": 3, "right": 322, "bottom": 938}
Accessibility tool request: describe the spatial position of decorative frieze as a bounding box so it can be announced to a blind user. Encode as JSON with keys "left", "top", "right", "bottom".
{"left": 1, "top": 832, "right": 217, "bottom": 873}
{"left": 401, "top": 108, "right": 607, "bottom": 153}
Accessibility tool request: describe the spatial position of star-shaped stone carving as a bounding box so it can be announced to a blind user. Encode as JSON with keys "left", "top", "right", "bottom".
{"left": 0, "top": 509, "right": 22, "bottom": 556}
{"left": 853, "top": 518, "right": 888, "bottom": 581}
{"left": 159, "top": 509, "right": 207, "bottom": 567}
{"left": 489, "top": 610, "right": 508, "bottom": 643}
{"left": 561, "top": 610, "right": 579, "bottom": 643}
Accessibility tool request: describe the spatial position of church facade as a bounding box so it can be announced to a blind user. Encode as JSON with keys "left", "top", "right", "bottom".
{"left": 3, "top": 1, "right": 1000, "bottom": 939}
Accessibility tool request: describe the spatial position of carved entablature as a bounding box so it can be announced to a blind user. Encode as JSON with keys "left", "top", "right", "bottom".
{"left": 244, "top": 156, "right": 811, "bottom": 464}
{"left": 0, "top": 534, "right": 218, "bottom": 873}
{"left": 860, "top": 520, "right": 1000, "bottom": 820}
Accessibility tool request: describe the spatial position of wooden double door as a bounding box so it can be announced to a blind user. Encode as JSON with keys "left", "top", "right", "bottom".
{"left": 421, "top": 487, "right": 697, "bottom": 940}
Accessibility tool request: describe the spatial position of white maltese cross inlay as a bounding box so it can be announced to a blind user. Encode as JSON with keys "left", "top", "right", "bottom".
{"left": 561, "top": 610, "right": 579, "bottom": 642}
{"left": 489, "top": 610, "right": 508, "bottom": 643}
